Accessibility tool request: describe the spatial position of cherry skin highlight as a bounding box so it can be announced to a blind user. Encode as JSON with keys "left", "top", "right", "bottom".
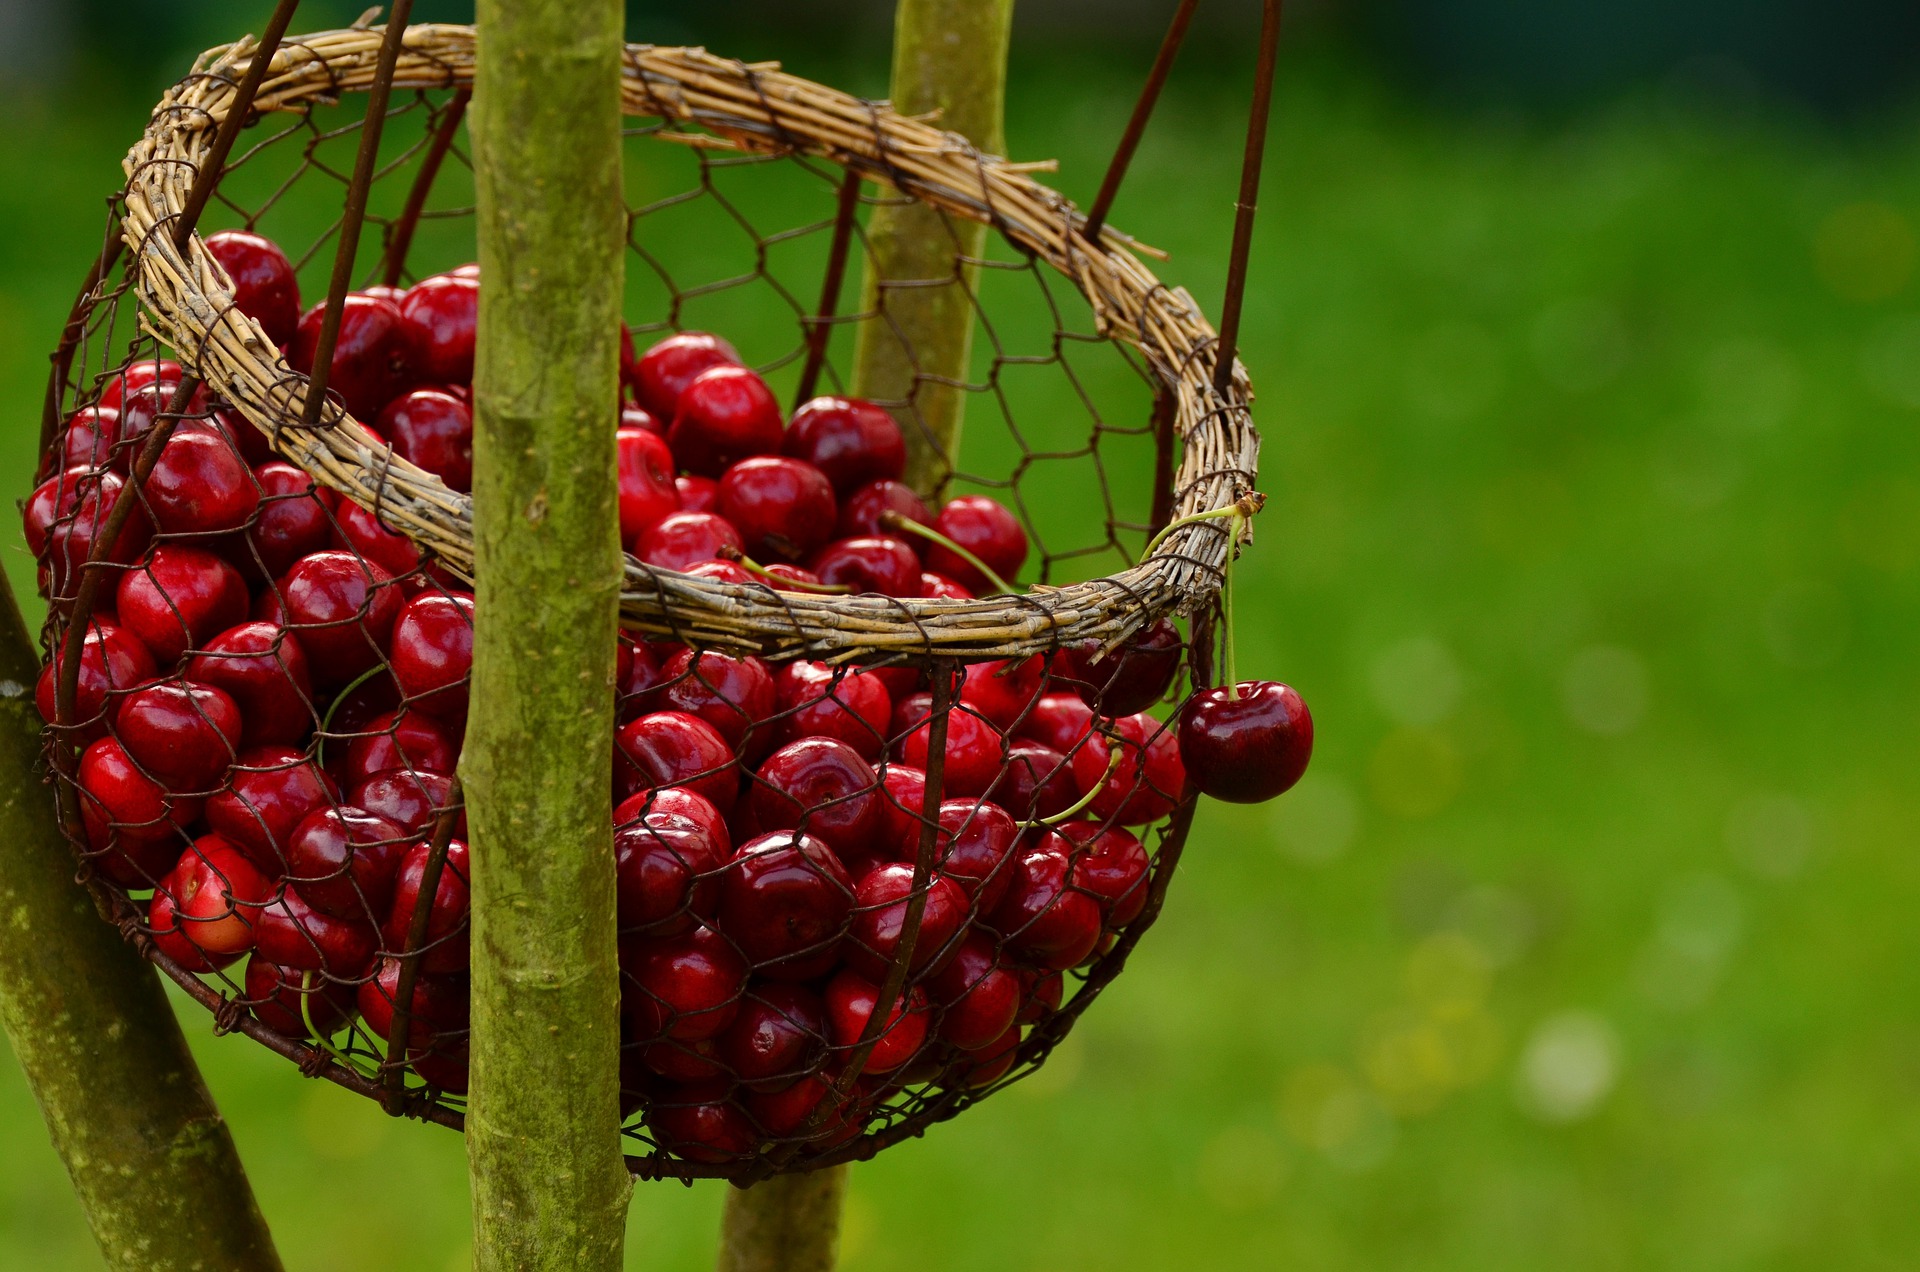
{"left": 1177, "top": 680, "right": 1314, "bottom": 804}
{"left": 716, "top": 831, "right": 854, "bottom": 981}
{"left": 783, "top": 397, "right": 906, "bottom": 495}
{"left": 668, "top": 364, "right": 784, "bottom": 477}
{"left": 634, "top": 331, "right": 740, "bottom": 420}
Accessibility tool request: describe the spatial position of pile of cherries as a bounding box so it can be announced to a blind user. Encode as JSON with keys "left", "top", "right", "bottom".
{"left": 27, "top": 228, "right": 1313, "bottom": 1166}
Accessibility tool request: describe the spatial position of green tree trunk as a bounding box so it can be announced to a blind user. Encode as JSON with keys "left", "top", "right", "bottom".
{"left": 465, "top": 1, "right": 633, "bottom": 1268}
{"left": 850, "top": 0, "right": 1018, "bottom": 498}
{"left": 721, "top": 3, "right": 1015, "bottom": 1268}
{"left": 0, "top": 566, "right": 282, "bottom": 1272}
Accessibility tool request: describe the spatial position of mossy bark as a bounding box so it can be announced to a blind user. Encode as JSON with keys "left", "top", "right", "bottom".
{"left": 715, "top": 1169, "right": 848, "bottom": 1272}
{"left": 0, "top": 566, "right": 282, "bottom": 1272}
{"left": 851, "top": 0, "right": 1018, "bottom": 499}
{"left": 465, "top": 2, "right": 632, "bottom": 1268}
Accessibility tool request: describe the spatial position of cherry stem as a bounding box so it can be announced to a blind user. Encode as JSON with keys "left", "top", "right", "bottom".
{"left": 879, "top": 512, "right": 1015, "bottom": 596}
{"left": 1019, "top": 745, "right": 1122, "bottom": 829}
{"left": 715, "top": 545, "right": 855, "bottom": 594}
{"left": 299, "top": 970, "right": 379, "bottom": 1082}
{"left": 1138, "top": 489, "right": 1266, "bottom": 564}
{"left": 315, "top": 662, "right": 387, "bottom": 770}
{"left": 1223, "top": 521, "right": 1240, "bottom": 700}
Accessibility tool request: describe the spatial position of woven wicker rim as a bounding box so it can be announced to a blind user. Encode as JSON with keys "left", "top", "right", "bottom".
{"left": 119, "top": 24, "right": 1260, "bottom": 662}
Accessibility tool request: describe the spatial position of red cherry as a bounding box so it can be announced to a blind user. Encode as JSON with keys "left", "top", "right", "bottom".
{"left": 205, "top": 230, "right": 302, "bottom": 346}
{"left": 616, "top": 787, "right": 729, "bottom": 853}
{"left": 617, "top": 640, "right": 671, "bottom": 722}
{"left": 637, "top": 511, "right": 743, "bottom": 573}
{"left": 34, "top": 468, "right": 151, "bottom": 597}
{"left": 716, "top": 831, "right": 853, "bottom": 981}
{"left": 1056, "top": 821, "right": 1153, "bottom": 929}
{"left": 97, "top": 358, "right": 183, "bottom": 411}
{"left": 875, "top": 764, "right": 930, "bottom": 859}
{"left": 620, "top": 403, "right": 666, "bottom": 437}
{"left": 35, "top": 620, "right": 155, "bottom": 742}
{"left": 999, "top": 741, "right": 1078, "bottom": 821}
{"left": 208, "top": 400, "right": 273, "bottom": 467}
{"left": 379, "top": 389, "right": 473, "bottom": 492}
{"left": 253, "top": 887, "right": 378, "bottom": 975}
{"left": 276, "top": 550, "right": 403, "bottom": 687}
{"left": 892, "top": 700, "right": 1004, "bottom": 798}
{"left": 151, "top": 834, "right": 271, "bottom": 959}
{"left": 716, "top": 456, "right": 838, "bottom": 562}
{"left": 750, "top": 738, "right": 881, "bottom": 863}
{"left": 290, "top": 293, "right": 418, "bottom": 420}
{"left": 744, "top": 1072, "right": 845, "bottom": 1140}
{"left": 930, "top": 798, "right": 1020, "bottom": 911}
{"left": 286, "top": 805, "right": 408, "bottom": 921}
{"left": 59, "top": 406, "right": 122, "bottom": 471}
{"left": 357, "top": 956, "right": 470, "bottom": 1088}
{"left": 958, "top": 655, "right": 1045, "bottom": 730}
{"left": 1070, "top": 712, "right": 1185, "bottom": 824}
{"left": 956, "top": 1021, "right": 1022, "bottom": 1087}
{"left": 762, "top": 563, "right": 823, "bottom": 589}
{"left": 773, "top": 661, "right": 892, "bottom": 761}
{"left": 658, "top": 648, "right": 777, "bottom": 761}
{"left": 988, "top": 837, "right": 1103, "bottom": 970}
{"left": 75, "top": 738, "right": 202, "bottom": 883}
{"left": 668, "top": 364, "right": 783, "bottom": 477}
{"left": 113, "top": 381, "right": 213, "bottom": 459}
{"left": 351, "top": 768, "right": 466, "bottom": 841}
{"left": 635, "top": 331, "right": 741, "bottom": 419}
{"left": 205, "top": 745, "right": 338, "bottom": 876}
{"left": 808, "top": 536, "right": 923, "bottom": 598}
{"left": 674, "top": 474, "right": 718, "bottom": 513}
{"left": 390, "top": 592, "right": 474, "bottom": 721}
{"left": 716, "top": 982, "right": 827, "bottom": 1091}
{"left": 114, "top": 545, "right": 247, "bottom": 665}
{"left": 623, "top": 924, "right": 747, "bottom": 1043}
{"left": 616, "top": 426, "right": 681, "bottom": 545}
{"left": 142, "top": 428, "right": 259, "bottom": 536}
{"left": 844, "top": 862, "right": 968, "bottom": 981}
{"left": 1059, "top": 617, "right": 1183, "bottom": 717}
{"left": 924, "top": 496, "right": 1026, "bottom": 594}
{"left": 340, "top": 708, "right": 461, "bottom": 788}
{"left": 1017, "top": 966, "right": 1064, "bottom": 1023}
{"left": 783, "top": 397, "right": 905, "bottom": 495}
{"left": 116, "top": 680, "right": 243, "bottom": 792}
{"left": 926, "top": 933, "right": 1021, "bottom": 1050}
{"left": 1177, "top": 681, "right": 1314, "bottom": 804}
{"left": 639, "top": 1037, "right": 727, "bottom": 1082}
{"left": 614, "top": 809, "right": 727, "bottom": 936}
{"left": 331, "top": 498, "right": 423, "bottom": 579}
{"left": 397, "top": 273, "right": 480, "bottom": 384}
{"left": 824, "top": 970, "right": 928, "bottom": 1074}
{"left": 683, "top": 560, "right": 755, "bottom": 586}
{"left": 920, "top": 572, "right": 974, "bottom": 601}
{"left": 1016, "top": 692, "right": 1094, "bottom": 756}
{"left": 184, "top": 622, "right": 316, "bottom": 746}
{"left": 231, "top": 462, "right": 331, "bottom": 581}
{"left": 647, "top": 1079, "right": 758, "bottom": 1163}
{"left": 384, "top": 839, "right": 472, "bottom": 973}
{"left": 614, "top": 710, "right": 737, "bottom": 812}
{"left": 246, "top": 955, "right": 353, "bottom": 1038}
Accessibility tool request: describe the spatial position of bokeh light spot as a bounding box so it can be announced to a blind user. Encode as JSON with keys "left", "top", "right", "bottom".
{"left": 1515, "top": 1011, "right": 1620, "bottom": 1123}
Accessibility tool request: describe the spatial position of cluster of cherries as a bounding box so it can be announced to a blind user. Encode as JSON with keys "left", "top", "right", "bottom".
{"left": 28, "top": 228, "right": 1313, "bottom": 1165}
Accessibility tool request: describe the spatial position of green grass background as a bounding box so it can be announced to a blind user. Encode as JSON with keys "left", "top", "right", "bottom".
{"left": 3, "top": 33, "right": 1919, "bottom": 1271}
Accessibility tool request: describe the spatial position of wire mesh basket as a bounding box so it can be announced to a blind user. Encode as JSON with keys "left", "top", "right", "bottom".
{"left": 28, "top": 18, "right": 1262, "bottom": 1182}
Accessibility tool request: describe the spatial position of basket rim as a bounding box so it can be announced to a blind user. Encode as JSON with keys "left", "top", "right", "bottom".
{"left": 116, "top": 23, "right": 1260, "bottom": 662}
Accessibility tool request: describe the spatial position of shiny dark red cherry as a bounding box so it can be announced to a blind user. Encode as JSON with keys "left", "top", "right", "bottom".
{"left": 246, "top": 955, "right": 353, "bottom": 1038}
{"left": 634, "top": 331, "right": 741, "bottom": 419}
{"left": 204, "top": 230, "right": 302, "bottom": 346}
{"left": 743, "top": 1072, "right": 837, "bottom": 1140}
{"left": 920, "top": 572, "right": 973, "bottom": 601}
{"left": 75, "top": 738, "right": 202, "bottom": 879}
{"left": 639, "top": 1036, "right": 726, "bottom": 1083}
{"left": 379, "top": 388, "right": 474, "bottom": 492}
{"left": 614, "top": 809, "right": 727, "bottom": 935}
{"left": 252, "top": 885, "right": 377, "bottom": 976}
{"left": 141, "top": 428, "right": 259, "bottom": 536}
{"left": 35, "top": 620, "right": 155, "bottom": 742}
{"left": 1178, "top": 680, "right": 1314, "bottom": 804}
{"left": 351, "top": 768, "right": 465, "bottom": 841}
{"left": 1017, "top": 966, "right": 1064, "bottom": 1023}
{"left": 637, "top": 511, "right": 744, "bottom": 573}
{"left": 1060, "top": 617, "right": 1183, "bottom": 717}
{"left": 357, "top": 955, "right": 471, "bottom": 1084}
{"left": 783, "top": 397, "right": 906, "bottom": 495}
{"left": 620, "top": 403, "right": 666, "bottom": 437}
{"left": 623, "top": 924, "right": 747, "bottom": 1043}
{"left": 148, "top": 878, "right": 240, "bottom": 973}
{"left": 614, "top": 710, "right": 737, "bottom": 812}
{"left": 1070, "top": 712, "right": 1185, "bottom": 824}
{"left": 397, "top": 272, "right": 480, "bottom": 384}
{"left": 773, "top": 661, "right": 892, "bottom": 761}
{"left": 844, "top": 862, "right": 968, "bottom": 981}
{"left": 1016, "top": 692, "right": 1094, "bottom": 757}
{"left": 184, "top": 622, "right": 315, "bottom": 746}
{"left": 232, "top": 461, "right": 331, "bottom": 580}
{"left": 286, "top": 805, "right": 407, "bottom": 921}
{"left": 668, "top": 364, "right": 784, "bottom": 477}
{"left": 874, "top": 764, "right": 929, "bottom": 859}
{"left": 716, "top": 831, "right": 853, "bottom": 981}
{"left": 716, "top": 982, "right": 826, "bottom": 1091}
{"left": 616, "top": 786, "right": 729, "bottom": 851}
{"left": 716, "top": 456, "right": 837, "bottom": 562}
{"left": 59, "top": 405, "right": 121, "bottom": 471}
{"left": 340, "top": 708, "right": 461, "bottom": 788}
{"left": 926, "top": 933, "right": 1021, "bottom": 1051}
{"left": 152, "top": 834, "right": 272, "bottom": 960}
{"left": 290, "top": 293, "right": 418, "bottom": 420}
{"left": 617, "top": 426, "right": 681, "bottom": 546}
{"left": 958, "top": 655, "right": 1045, "bottom": 730}
{"left": 617, "top": 641, "right": 671, "bottom": 722}
{"left": 658, "top": 647, "right": 777, "bottom": 761}
{"left": 1056, "top": 820, "right": 1152, "bottom": 929}
{"left": 384, "top": 838, "right": 472, "bottom": 973}
{"left": 647, "top": 1079, "right": 758, "bottom": 1163}
{"left": 929, "top": 798, "right": 1019, "bottom": 911}
{"left": 892, "top": 701, "right": 1005, "bottom": 798}
{"left": 330, "top": 498, "right": 423, "bottom": 579}
{"left": 97, "top": 358, "right": 183, "bottom": 411}
{"left": 116, "top": 680, "right": 243, "bottom": 792}
{"left": 750, "top": 738, "right": 881, "bottom": 863}
{"left": 683, "top": 560, "right": 755, "bottom": 586}
{"left": 808, "top": 536, "right": 923, "bottom": 598}
{"left": 34, "top": 469, "right": 151, "bottom": 598}
{"left": 208, "top": 400, "right": 273, "bottom": 467}
{"left": 924, "top": 495, "right": 1027, "bottom": 594}
{"left": 113, "top": 380, "right": 213, "bottom": 457}
{"left": 390, "top": 592, "right": 474, "bottom": 721}
{"left": 277, "top": 550, "right": 402, "bottom": 687}
{"left": 988, "top": 836, "right": 1103, "bottom": 970}
{"left": 999, "top": 741, "right": 1078, "bottom": 821}
{"left": 955, "top": 1020, "right": 1022, "bottom": 1088}
{"left": 115, "top": 544, "right": 247, "bottom": 665}
{"left": 675, "top": 475, "right": 718, "bottom": 513}
{"left": 823, "top": 970, "right": 929, "bottom": 1074}
{"left": 205, "top": 744, "right": 338, "bottom": 875}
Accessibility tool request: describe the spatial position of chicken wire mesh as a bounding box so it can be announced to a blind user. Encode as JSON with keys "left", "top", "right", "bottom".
{"left": 25, "top": 19, "right": 1259, "bottom": 1181}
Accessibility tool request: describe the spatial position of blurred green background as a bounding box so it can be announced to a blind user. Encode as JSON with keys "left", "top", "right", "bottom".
{"left": 5, "top": 1, "right": 1920, "bottom": 1269}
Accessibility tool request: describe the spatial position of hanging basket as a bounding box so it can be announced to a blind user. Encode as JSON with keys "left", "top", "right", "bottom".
{"left": 29, "top": 22, "right": 1260, "bottom": 1183}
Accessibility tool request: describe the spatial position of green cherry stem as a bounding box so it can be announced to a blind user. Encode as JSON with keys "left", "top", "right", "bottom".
{"left": 1019, "top": 745, "right": 1122, "bottom": 829}
{"left": 715, "top": 545, "right": 855, "bottom": 594}
{"left": 300, "top": 971, "right": 379, "bottom": 1082}
{"left": 879, "top": 512, "right": 1016, "bottom": 596}
{"left": 315, "top": 662, "right": 387, "bottom": 770}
